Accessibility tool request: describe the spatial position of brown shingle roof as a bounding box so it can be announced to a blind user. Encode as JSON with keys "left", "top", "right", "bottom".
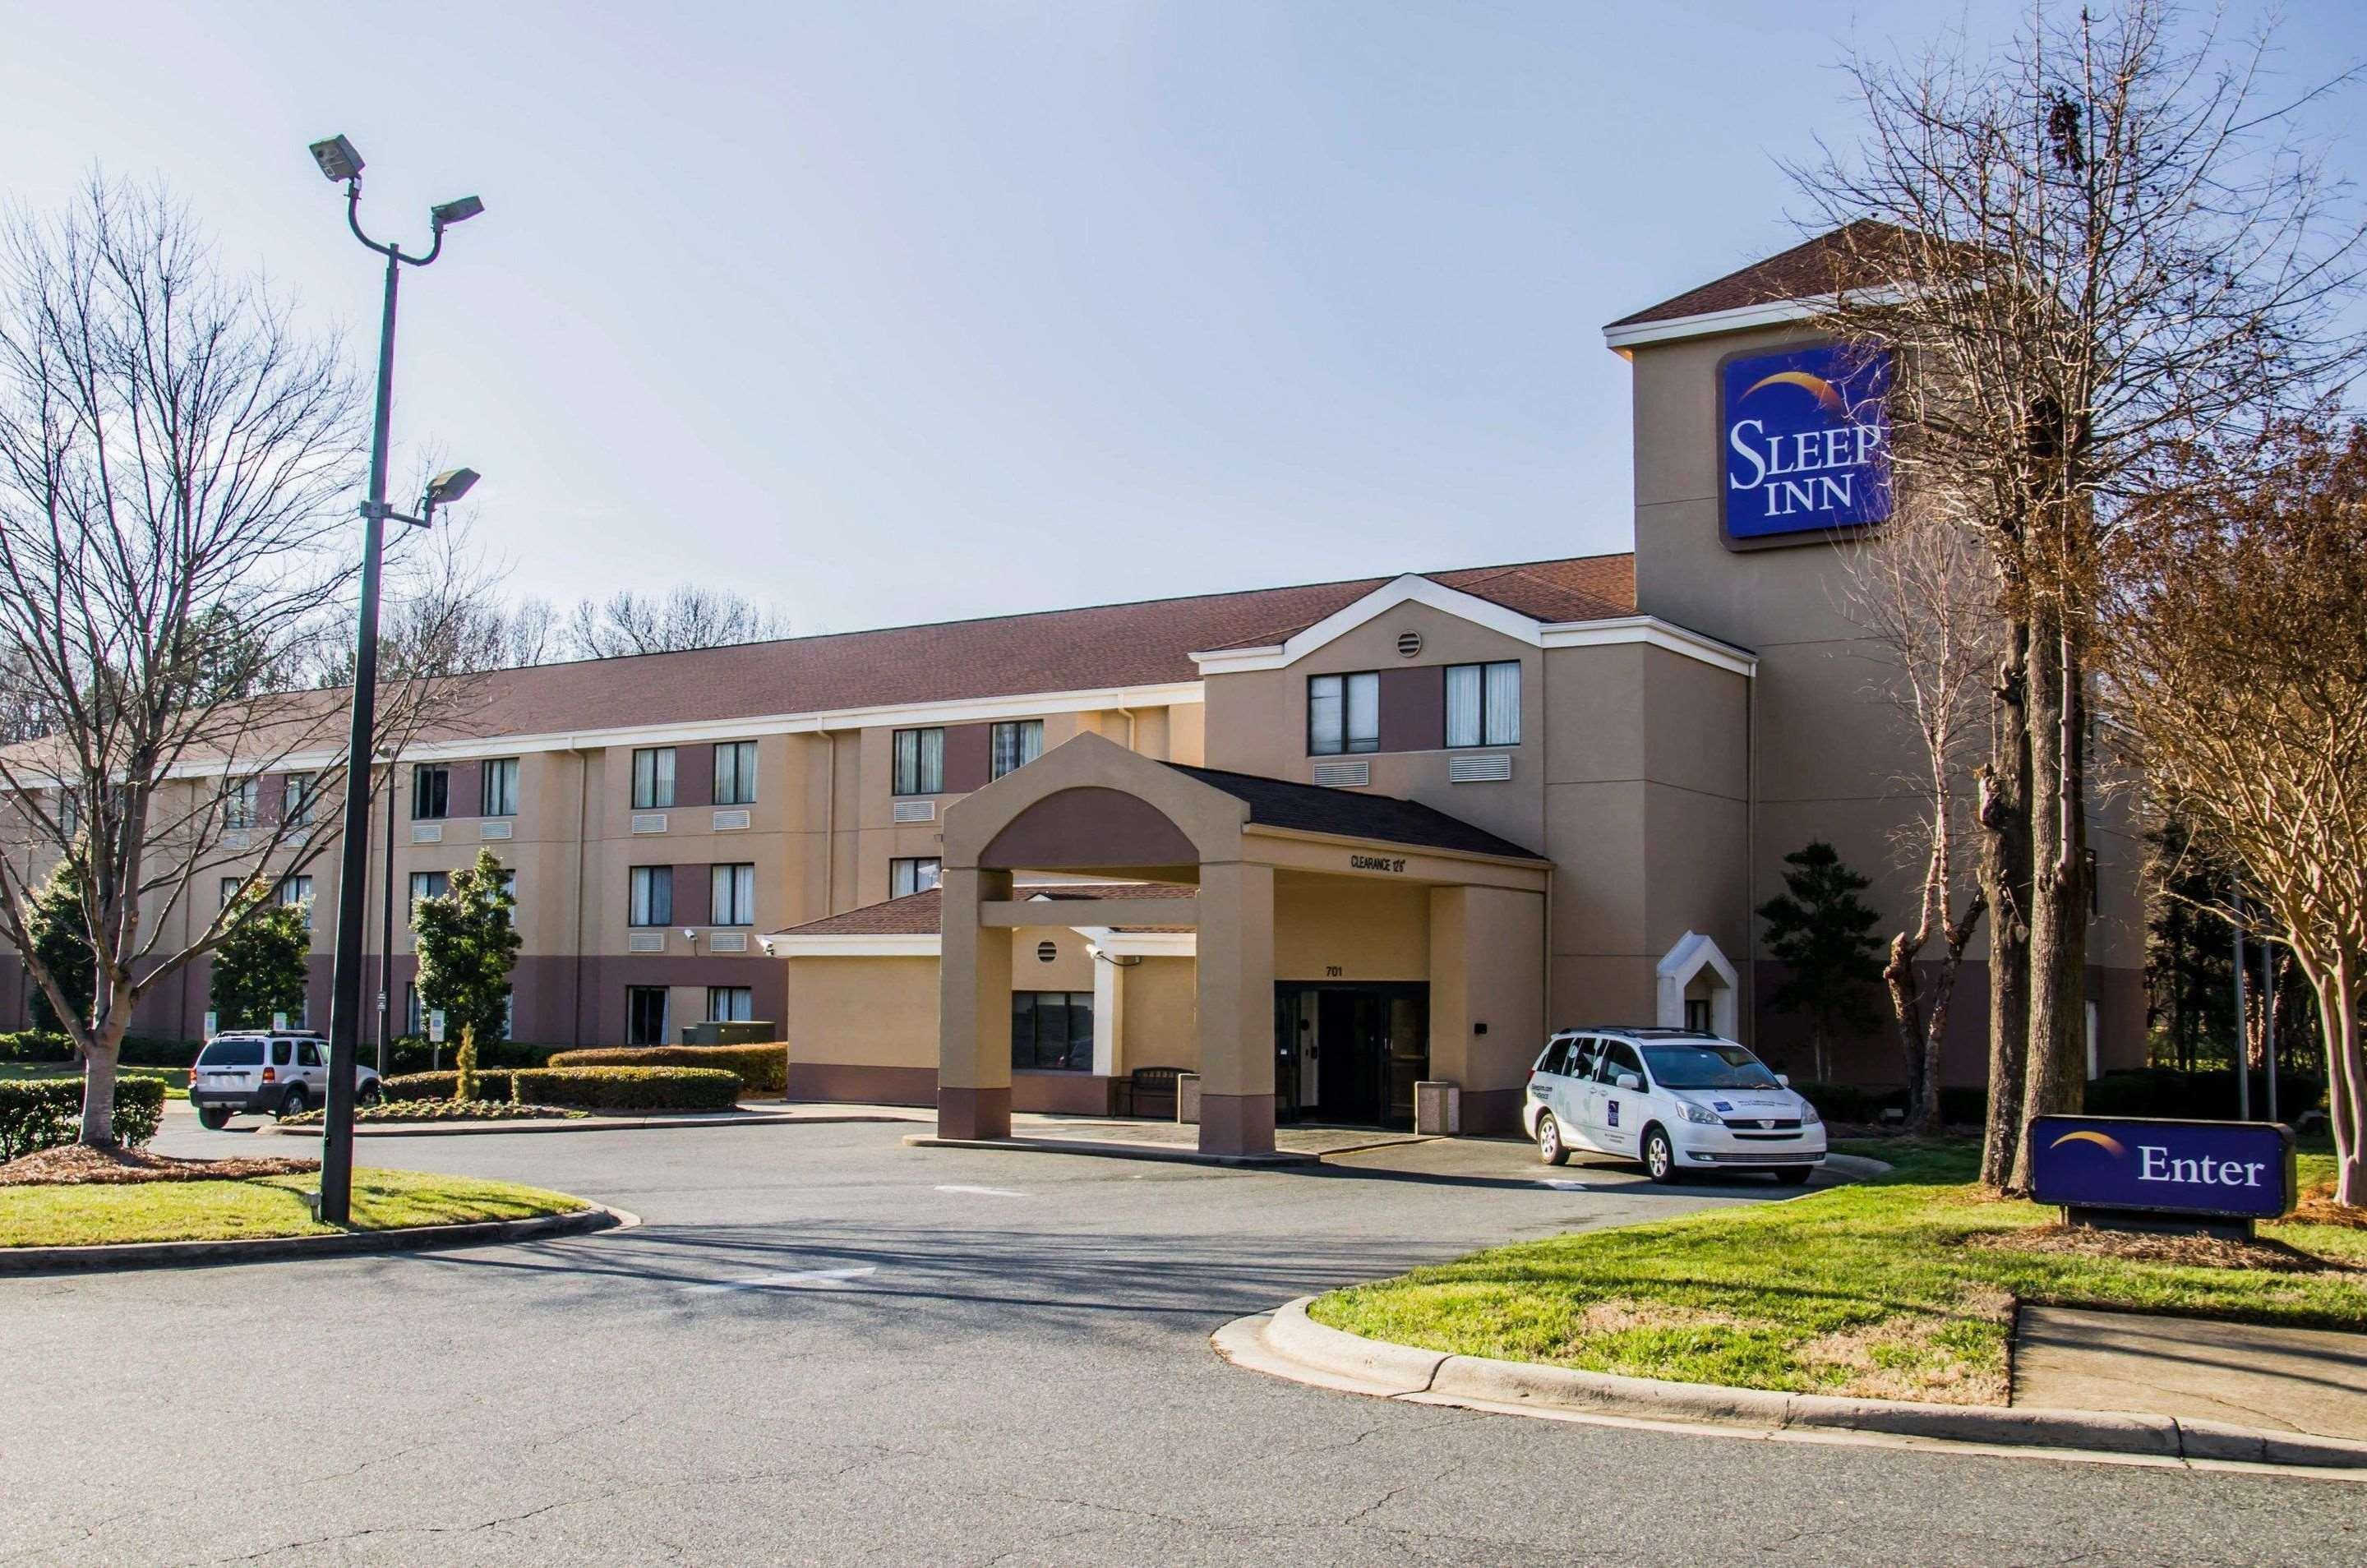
{"left": 1163, "top": 763, "right": 1548, "bottom": 861}
{"left": 774, "top": 882, "right": 1200, "bottom": 938}
{"left": 1606, "top": 221, "right": 1916, "bottom": 330}
{"left": 413, "top": 553, "right": 1636, "bottom": 742}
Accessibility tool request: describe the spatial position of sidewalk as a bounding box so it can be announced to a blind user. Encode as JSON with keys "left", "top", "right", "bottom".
{"left": 2015, "top": 1306, "right": 2367, "bottom": 1443}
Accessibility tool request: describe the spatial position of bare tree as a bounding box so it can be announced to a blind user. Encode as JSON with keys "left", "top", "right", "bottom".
{"left": 1796, "top": 0, "right": 2364, "bottom": 1188}
{"left": 1839, "top": 491, "right": 1991, "bottom": 1132}
{"left": 560, "top": 585, "right": 786, "bottom": 659}
{"left": 2102, "top": 420, "right": 2367, "bottom": 1206}
{"left": 0, "top": 178, "right": 468, "bottom": 1146}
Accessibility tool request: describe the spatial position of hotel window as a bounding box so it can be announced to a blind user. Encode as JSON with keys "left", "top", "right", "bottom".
{"left": 892, "top": 727, "right": 944, "bottom": 796}
{"left": 224, "top": 777, "right": 258, "bottom": 830}
{"left": 275, "top": 875, "right": 314, "bottom": 928}
{"left": 706, "top": 985, "right": 754, "bottom": 1023}
{"left": 282, "top": 772, "right": 316, "bottom": 827}
{"left": 480, "top": 758, "right": 520, "bottom": 817}
{"left": 890, "top": 856, "right": 942, "bottom": 898}
{"left": 628, "top": 865, "right": 674, "bottom": 927}
{"left": 631, "top": 747, "right": 676, "bottom": 809}
{"left": 494, "top": 868, "right": 519, "bottom": 925}
{"left": 408, "top": 869, "right": 449, "bottom": 915}
{"left": 219, "top": 876, "right": 242, "bottom": 908}
{"left": 1012, "top": 990, "right": 1094, "bottom": 1072}
{"left": 405, "top": 984, "right": 423, "bottom": 1037}
{"left": 1307, "top": 671, "right": 1380, "bottom": 755}
{"left": 713, "top": 740, "right": 759, "bottom": 806}
{"left": 625, "top": 986, "right": 668, "bottom": 1046}
{"left": 412, "top": 764, "right": 450, "bottom": 820}
{"left": 990, "top": 720, "right": 1043, "bottom": 780}
{"left": 710, "top": 862, "right": 756, "bottom": 926}
{"left": 1446, "top": 660, "right": 1521, "bottom": 748}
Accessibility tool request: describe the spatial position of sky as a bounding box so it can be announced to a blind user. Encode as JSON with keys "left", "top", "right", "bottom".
{"left": 2, "top": 1, "right": 2360, "bottom": 639}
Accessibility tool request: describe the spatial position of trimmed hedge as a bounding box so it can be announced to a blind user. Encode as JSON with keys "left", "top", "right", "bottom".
{"left": 0, "top": 1076, "right": 168, "bottom": 1161}
{"left": 381, "top": 1035, "right": 561, "bottom": 1075}
{"left": 547, "top": 1044, "right": 787, "bottom": 1095}
{"left": 0, "top": 1031, "right": 197, "bottom": 1067}
{"left": 2084, "top": 1067, "right": 2326, "bottom": 1119}
{"left": 1788, "top": 1081, "right": 1987, "bottom": 1125}
{"left": 384, "top": 1065, "right": 745, "bottom": 1112}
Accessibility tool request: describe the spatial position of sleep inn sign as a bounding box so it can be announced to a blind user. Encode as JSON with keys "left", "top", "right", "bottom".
{"left": 1719, "top": 341, "right": 1891, "bottom": 546}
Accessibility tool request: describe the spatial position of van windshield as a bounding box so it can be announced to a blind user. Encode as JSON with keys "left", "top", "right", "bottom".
{"left": 1640, "top": 1043, "right": 1780, "bottom": 1091}
{"left": 197, "top": 1040, "right": 265, "bottom": 1067}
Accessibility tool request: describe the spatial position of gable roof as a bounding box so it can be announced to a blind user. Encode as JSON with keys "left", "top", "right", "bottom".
{"left": 1161, "top": 763, "right": 1548, "bottom": 862}
{"left": 1605, "top": 220, "right": 1915, "bottom": 330}
{"left": 403, "top": 552, "right": 1635, "bottom": 745}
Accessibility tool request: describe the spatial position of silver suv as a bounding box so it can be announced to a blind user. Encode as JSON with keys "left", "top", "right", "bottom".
{"left": 188, "top": 1032, "right": 384, "bottom": 1130}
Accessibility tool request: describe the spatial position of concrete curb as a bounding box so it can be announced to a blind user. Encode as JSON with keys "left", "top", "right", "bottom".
{"left": 0, "top": 1201, "right": 637, "bottom": 1277}
{"left": 904, "top": 1133, "right": 1316, "bottom": 1169}
{"left": 258, "top": 1112, "right": 912, "bottom": 1139}
{"left": 1241, "top": 1297, "right": 2367, "bottom": 1473}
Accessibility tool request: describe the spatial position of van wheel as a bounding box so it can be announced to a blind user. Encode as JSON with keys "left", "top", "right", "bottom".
{"left": 279, "top": 1086, "right": 310, "bottom": 1118}
{"left": 196, "top": 1105, "right": 231, "bottom": 1131}
{"left": 1536, "top": 1114, "right": 1571, "bottom": 1166}
{"left": 1642, "top": 1127, "right": 1677, "bottom": 1183}
{"left": 1774, "top": 1165, "right": 1815, "bottom": 1186}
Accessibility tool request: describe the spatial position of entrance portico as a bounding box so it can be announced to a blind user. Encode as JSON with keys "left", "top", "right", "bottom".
{"left": 935, "top": 733, "right": 1552, "bottom": 1155}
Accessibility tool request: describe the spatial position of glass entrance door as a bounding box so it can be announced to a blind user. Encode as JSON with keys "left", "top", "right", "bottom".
{"left": 1273, "top": 983, "right": 1428, "bottom": 1128}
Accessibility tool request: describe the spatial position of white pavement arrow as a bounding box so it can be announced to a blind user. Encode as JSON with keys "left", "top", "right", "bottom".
{"left": 683, "top": 1266, "right": 878, "bottom": 1294}
{"left": 934, "top": 1184, "right": 1027, "bottom": 1198}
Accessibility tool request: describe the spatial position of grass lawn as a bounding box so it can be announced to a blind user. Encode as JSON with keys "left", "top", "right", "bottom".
{"left": 1310, "top": 1141, "right": 2367, "bottom": 1405}
{"left": 0, "top": 1169, "right": 589, "bottom": 1248}
{"left": 0, "top": 1063, "right": 188, "bottom": 1099}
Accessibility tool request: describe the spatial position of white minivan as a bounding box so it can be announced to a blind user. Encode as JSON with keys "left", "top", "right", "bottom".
{"left": 1525, "top": 1026, "right": 1825, "bottom": 1184}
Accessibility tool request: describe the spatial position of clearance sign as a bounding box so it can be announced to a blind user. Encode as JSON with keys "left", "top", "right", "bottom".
{"left": 1719, "top": 342, "right": 1892, "bottom": 546}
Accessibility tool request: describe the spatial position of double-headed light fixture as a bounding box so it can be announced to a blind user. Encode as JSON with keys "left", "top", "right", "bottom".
{"left": 305, "top": 133, "right": 487, "bottom": 1227}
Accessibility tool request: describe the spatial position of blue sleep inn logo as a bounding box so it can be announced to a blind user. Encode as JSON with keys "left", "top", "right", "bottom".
{"left": 1719, "top": 342, "right": 1892, "bottom": 544}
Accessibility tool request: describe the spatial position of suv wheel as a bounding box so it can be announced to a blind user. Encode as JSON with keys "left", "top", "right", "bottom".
{"left": 358, "top": 1079, "right": 385, "bottom": 1108}
{"left": 1642, "top": 1127, "right": 1677, "bottom": 1183}
{"left": 279, "top": 1085, "right": 310, "bottom": 1118}
{"left": 1536, "top": 1113, "right": 1571, "bottom": 1167}
{"left": 196, "top": 1105, "right": 232, "bottom": 1131}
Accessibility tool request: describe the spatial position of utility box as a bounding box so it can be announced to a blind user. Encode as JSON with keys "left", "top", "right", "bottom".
{"left": 1177, "top": 1072, "right": 1201, "bottom": 1125}
{"left": 682, "top": 1020, "right": 777, "bottom": 1046}
{"left": 1414, "top": 1080, "right": 1460, "bottom": 1136}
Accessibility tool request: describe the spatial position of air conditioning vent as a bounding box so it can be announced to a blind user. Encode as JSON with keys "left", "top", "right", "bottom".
{"left": 627, "top": 932, "right": 666, "bottom": 952}
{"left": 892, "top": 800, "right": 936, "bottom": 823}
{"left": 1447, "top": 753, "right": 1513, "bottom": 783}
{"left": 221, "top": 829, "right": 251, "bottom": 852}
{"left": 712, "top": 809, "right": 751, "bottom": 831}
{"left": 1312, "top": 759, "right": 1371, "bottom": 789}
{"left": 478, "top": 819, "right": 513, "bottom": 840}
{"left": 630, "top": 813, "right": 667, "bottom": 834}
{"left": 409, "top": 823, "right": 443, "bottom": 843}
{"left": 709, "top": 933, "right": 749, "bottom": 954}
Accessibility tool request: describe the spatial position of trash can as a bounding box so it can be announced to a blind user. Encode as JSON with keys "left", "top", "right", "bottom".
{"left": 1414, "top": 1080, "right": 1460, "bottom": 1136}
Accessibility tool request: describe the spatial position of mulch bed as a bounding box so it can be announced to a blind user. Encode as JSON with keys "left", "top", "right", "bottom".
{"left": 1969, "top": 1220, "right": 2356, "bottom": 1274}
{"left": 2294, "top": 1185, "right": 2367, "bottom": 1229}
{"left": 0, "top": 1145, "right": 320, "bottom": 1188}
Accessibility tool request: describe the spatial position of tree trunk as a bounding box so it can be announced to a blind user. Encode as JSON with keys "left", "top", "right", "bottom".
{"left": 1979, "top": 620, "right": 2033, "bottom": 1189}
{"left": 77, "top": 1007, "right": 130, "bottom": 1149}
{"left": 1886, "top": 932, "right": 1929, "bottom": 1118}
{"left": 2012, "top": 606, "right": 2089, "bottom": 1190}
{"left": 2320, "top": 957, "right": 2362, "bottom": 1208}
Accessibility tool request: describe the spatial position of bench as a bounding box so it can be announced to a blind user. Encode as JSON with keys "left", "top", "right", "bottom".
{"left": 1114, "top": 1066, "right": 1185, "bottom": 1120}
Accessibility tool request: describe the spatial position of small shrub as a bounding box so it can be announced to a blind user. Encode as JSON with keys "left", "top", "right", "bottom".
{"left": 547, "top": 1044, "right": 787, "bottom": 1095}
{"left": 454, "top": 1025, "right": 480, "bottom": 1105}
{"left": 0, "top": 1031, "right": 73, "bottom": 1063}
{"left": 509, "top": 1067, "right": 745, "bottom": 1112}
{"left": 0, "top": 1076, "right": 167, "bottom": 1161}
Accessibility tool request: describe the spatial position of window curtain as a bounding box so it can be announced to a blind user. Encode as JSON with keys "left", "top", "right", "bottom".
{"left": 1445, "top": 664, "right": 1483, "bottom": 747}
{"left": 1484, "top": 660, "right": 1521, "bottom": 745}
{"left": 1308, "top": 676, "right": 1344, "bottom": 754}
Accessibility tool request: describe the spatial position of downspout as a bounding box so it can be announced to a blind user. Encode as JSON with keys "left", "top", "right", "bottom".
{"left": 1742, "top": 663, "right": 1760, "bottom": 1048}
{"left": 1117, "top": 703, "right": 1137, "bottom": 754}
{"left": 569, "top": 744, "right": 590, "bottom": 1046}
{"left": 822, "top": 730, "right": 837, "bottom": 912}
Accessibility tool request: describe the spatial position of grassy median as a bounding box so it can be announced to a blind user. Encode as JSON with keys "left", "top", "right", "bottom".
{"left": 0, "top": 1168, "right": 590, "bottom": 1248}
{"left": 1310, "top": 1142, "right": 2367, "bottom": 1404}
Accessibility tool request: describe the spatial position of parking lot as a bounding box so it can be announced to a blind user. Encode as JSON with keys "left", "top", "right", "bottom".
{"left": 0, "top": 1119, "right": 2356, "bottom": 1566}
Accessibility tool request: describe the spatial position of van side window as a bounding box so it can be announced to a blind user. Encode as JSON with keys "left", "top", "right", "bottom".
{"left": 271, "top": 1040, "right": 292, "bottom": 1067}
{"left": 1597, "top": 1042, "right": 1645, "bottom": 1084}
{"left": 1571, "top": 1036, "right": 1605, "bottom": 1081}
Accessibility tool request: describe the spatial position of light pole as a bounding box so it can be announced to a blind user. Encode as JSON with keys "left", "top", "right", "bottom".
{"left": 307, "top": 133, "right": 484, "bottom": 1224}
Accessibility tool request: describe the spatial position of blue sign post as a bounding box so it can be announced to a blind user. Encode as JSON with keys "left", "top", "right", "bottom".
{"left": 2029, "top": 1114, "right": 2295, "bottom": 1237}
{"left": 1719, "top": 342, "right": 1892, "bottom": 547}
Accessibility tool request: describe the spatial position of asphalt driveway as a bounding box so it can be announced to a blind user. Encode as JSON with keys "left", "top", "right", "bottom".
{"left": 0, "top": 1119, "right": 2355, "bottom": 1566}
